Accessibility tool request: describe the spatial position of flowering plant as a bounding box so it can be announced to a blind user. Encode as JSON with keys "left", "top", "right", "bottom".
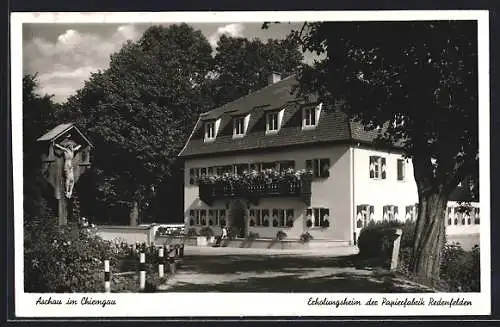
{"left": 198, "top": 168, "right": 313, "bottom": 185}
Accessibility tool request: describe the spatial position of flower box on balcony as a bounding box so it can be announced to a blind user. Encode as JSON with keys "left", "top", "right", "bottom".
{"left": 198, "top": 169, "right": 313, "bottom": 205}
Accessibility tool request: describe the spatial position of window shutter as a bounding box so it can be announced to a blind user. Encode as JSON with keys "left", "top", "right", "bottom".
{"left": 306, "top": 160, "right": 313, "bottom": 173}
{"left": 397, "top": 159, "right": 403, "bottom": 180}
{"left": 369, "top": 157, "right": 375, "bottom": 178}
{"left": 381, "top": 158, "right": 387, "bottom": 179}
{"left": 320, "top": 158, "right": 330, "bottom": 177}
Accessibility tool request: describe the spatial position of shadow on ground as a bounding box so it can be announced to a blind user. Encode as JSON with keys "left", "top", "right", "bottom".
{"left": 162, "top": 255, "right": 433, "bottom": 293}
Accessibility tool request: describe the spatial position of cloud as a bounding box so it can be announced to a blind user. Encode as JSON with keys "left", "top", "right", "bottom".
{"left": 208, "top": 23, "right": 245, "bottom": 48}
{"left": 23, "top": 25, "right": 140, "bottom": 103}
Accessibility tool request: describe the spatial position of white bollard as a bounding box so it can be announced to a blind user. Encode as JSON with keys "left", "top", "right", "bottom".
{"left": 139, "top": 252, "right": 146, "bottom": 290}
{"left": 104, "top": 260, "right": 111, "bottom": 293}
{"left": 158, "top": 246, "right": 165, "bottom": 278}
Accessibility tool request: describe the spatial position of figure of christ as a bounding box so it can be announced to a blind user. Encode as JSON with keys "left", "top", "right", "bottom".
{"left": 54, "top": 142, "right": 82, "bottom": 198}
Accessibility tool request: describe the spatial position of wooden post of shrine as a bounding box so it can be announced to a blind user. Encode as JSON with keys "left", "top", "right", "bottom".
{"left": 36, "top": 123, "right": 93, "bottom": 226}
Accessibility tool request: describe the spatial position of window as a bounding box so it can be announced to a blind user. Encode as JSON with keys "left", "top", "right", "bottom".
{"left": 303, "top": 106, "right": 317, "bottom": 128}
{"left": 204, "top": 121, "right": 216, "bottom": 141}
{"left": 251, "top": 208, "right": 293, "bottom": 227}
{"left": 369, "top": 156, "right": 386, "bottom": 179}
{"left": 208, "top": 209, "right": 222, "bottom": 226}
{"left": 235, "top": 163, "right": 249, "bottom": 175}
{"left": 405, "top": 205, "right": 416, "bottom": 221}
{"left": 233, "top": 116, "right": 245, "bottom": 136}
{"left": 262, "top": 209, "right": 270, "bottom": 226}
{"left": 306, "top": 158, "right": 330, "bottom": 178}
{"left": 356, "top": 205, "right": 373, "bottom": 229}
{"left": 306, "top": 208, "right": 330, "bottom": 228}
{"left": 266, "top": 111, "right": 279, "bottom": 132}
{"left": 383, "top": 205, "right": 399, "bottom": 221}
{"left": 397, "top": 159, "right": 406, "bottom": 181}
{"left": 199, "top": 209, "right": 207, "bottom": 225}
{"left": 219, "top": 209, "right": 226, "bottom": 226}
{"left": 446, "top": 207, "right": 453, "bottom": 226}
{"left": 278, "top": 160, "right": 295, "bottom": 172}
{"left": 189, "top": 168, "right": 200, "bottom": 185}
{"left": 221, "top": 165, "right": 234, "bottom": 174}
{"left": 249, "top": 209, "right": 263, "bottom": 226}
{"left": 189, "top": 209, "right": 203, "bottom": 225}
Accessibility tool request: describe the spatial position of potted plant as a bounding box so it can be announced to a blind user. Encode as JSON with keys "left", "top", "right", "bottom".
{"left": 276, "top": 230, "right": 287, "bottom": 241}
{"left": 300, "top": 232, "right": 313, "bottom": 243}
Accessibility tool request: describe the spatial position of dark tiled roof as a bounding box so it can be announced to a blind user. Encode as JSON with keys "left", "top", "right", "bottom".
{"left": 179, "top": 76, "right": 387, "bottom": 158}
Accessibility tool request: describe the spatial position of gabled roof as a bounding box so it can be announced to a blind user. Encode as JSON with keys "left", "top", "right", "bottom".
{"left": 37, "top": 123, "right": 93, "bottom": 147}
{"left": 178, "top": 75, "right": 389, "bottom": 158}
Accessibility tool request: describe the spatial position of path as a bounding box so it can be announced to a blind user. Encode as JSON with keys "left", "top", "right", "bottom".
{"left": 157, "top": 246, "right": 434, "bottom": 293}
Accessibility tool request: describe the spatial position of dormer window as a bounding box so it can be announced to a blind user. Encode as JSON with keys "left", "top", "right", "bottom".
{"left": 266, "top": 111, "right": 279, "bottom": 133}
{"left": 302, "top": 102, "right": 322, "bottom": 129}
{"left": 204, "top": 121, "right": 216, "bottom": 141}
{"left": 233, "top": 116, "right": 245, "bottom": 137}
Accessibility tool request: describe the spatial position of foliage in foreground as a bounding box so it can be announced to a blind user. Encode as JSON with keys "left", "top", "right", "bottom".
{"left": 357, "top": 220, "right": 480, "bottom": 292}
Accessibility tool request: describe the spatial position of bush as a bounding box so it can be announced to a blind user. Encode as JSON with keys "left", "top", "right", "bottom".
{"left": 199, "top": 226, "right": 214, "bottom": 238}
{"left": 357, "top": 220, "right": 405, "bottom": 259}
{"left": 186, "top": 228, "right": 198, "bottom": 237}
{"left": 247, "top": 232, "right": 260, "bottom": 240}
{"left": 300, "top": 232, "right": 313, "bottom": 243}
{"left": 440, "top": 244, "right": 480, "bottom": 292}
{"left": 276, "top": 230, "right": 287, "bottom": 241}
{"left": 227, "top": 226, "right": 239, "bottom": 240}
{"left": 24, "top": 214, "right": 128, "bottom": 293}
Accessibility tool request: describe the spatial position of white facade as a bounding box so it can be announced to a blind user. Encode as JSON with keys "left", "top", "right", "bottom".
{"left": 183, "top": 143, "right": 480, "bottom": 246}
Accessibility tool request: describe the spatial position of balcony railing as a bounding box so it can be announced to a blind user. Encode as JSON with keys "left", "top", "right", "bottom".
{"left": 198, "top": 178, "right": 312, "bottom": 206}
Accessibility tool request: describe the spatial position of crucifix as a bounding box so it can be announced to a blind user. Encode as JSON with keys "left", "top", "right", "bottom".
{"left": 37, "top": 124, "right": 92, "bottom": 226}
{"left": 54, "top": 141, "right": 82, "bottom": 199}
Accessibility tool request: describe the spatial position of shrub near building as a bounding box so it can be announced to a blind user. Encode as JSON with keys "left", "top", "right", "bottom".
{"left": 357, "top": 219, "right": 480, "bottom": 292}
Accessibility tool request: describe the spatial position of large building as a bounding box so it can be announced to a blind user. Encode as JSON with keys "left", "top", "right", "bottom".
{"left": 178, "top": 74, "right": 479, "bottom": 248}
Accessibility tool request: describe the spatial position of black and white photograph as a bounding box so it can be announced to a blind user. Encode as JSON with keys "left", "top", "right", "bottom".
{"left": 11, "top": 11, "right": 490, "bottom": 317}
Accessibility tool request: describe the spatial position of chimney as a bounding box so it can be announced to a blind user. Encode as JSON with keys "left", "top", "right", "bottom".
{"left": 268, "top": 72, "right": 282, "bottom": 85}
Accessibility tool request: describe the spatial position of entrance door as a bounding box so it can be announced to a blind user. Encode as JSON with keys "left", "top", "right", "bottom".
{"left": 231, "top": 201, "right": 246, "bottom": 238}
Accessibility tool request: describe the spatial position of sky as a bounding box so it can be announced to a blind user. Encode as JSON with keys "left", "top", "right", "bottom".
{"left": 23, "top": 22, "right": 317, "bottom": 103}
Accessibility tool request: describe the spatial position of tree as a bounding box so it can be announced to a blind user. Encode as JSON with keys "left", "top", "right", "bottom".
{"left": 23, "top": 73, "right": 58, "bottom": 219}
{"left": 275, "top": 21, "right": 478, "bottom": 280}
{"left": 58, "top": 24, "right": 214, "bottom": 225}
{"left": 211, "top": 35, "right": 303, "bottom": 107}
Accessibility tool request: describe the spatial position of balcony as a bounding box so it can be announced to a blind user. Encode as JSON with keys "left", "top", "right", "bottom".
{"left": 198, "top": 171, "right": 312, "bottom": 206}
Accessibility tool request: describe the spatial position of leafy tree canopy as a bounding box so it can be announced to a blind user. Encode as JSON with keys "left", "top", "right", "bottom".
{"left": 271, "top": 21, "right": 479, "bottom": 279}
{"left": 58, "top": 24, "right": 214, "bottom": 218}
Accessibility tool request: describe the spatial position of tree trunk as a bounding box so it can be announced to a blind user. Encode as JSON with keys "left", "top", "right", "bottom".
{"left": 410, "top": 192, "right": 447, "bottom": 281}
{"left": 129, "top": 201, "right": 139, "bottom": 226}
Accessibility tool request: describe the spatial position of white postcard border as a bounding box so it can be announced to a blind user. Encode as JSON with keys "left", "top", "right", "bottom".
{"left": 11, "top": 10, "right": 491, "bottom": 317}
